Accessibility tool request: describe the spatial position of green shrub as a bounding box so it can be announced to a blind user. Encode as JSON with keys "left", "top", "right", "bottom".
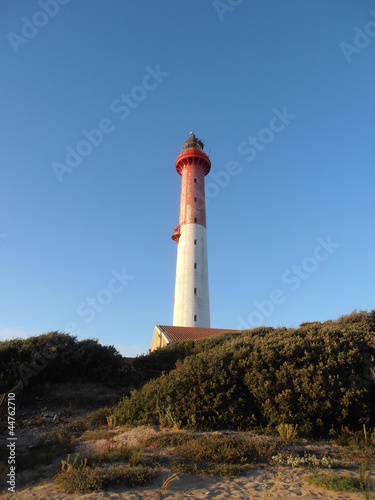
{"left": 175, "top": 435, "right": 277, "bottom": 465}
{"left": 112, "top": 311, "right": 375, "bottom": 438}
{"left": 54, "top": 454, "right": 102, "bottom": 494}
{"left": 54, "top": 453, "right": 156, "bottom": 493}
{"left": 0, "top": 332, "right": 127, "bottom": 393}
{"left": 100, "top": 464, "right": 156, "bottom": 487}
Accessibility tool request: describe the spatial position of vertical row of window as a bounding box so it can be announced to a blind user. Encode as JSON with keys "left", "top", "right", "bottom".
{"left": 193, "top": 179, "right": 197, "bottom": 324}
{"left": 194, "top": 180, "right": 197, "bottom": 223}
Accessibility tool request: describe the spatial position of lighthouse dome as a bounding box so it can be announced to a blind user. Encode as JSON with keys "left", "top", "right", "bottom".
{"left": 182, "top": 132, "right": 204, "bottom": 152}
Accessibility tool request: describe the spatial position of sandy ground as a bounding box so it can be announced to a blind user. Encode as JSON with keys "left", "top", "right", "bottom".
{"left": 0, "top": 466, "right": 371, "bottom": 499}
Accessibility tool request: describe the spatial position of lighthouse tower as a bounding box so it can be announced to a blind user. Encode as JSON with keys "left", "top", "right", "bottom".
{"left": 172, "top": 133, "right": 211, "bottom": 327}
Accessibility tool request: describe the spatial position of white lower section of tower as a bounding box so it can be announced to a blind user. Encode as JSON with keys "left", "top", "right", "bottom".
{"left": 173, "top": 223, "right": 210, "bottom": 327}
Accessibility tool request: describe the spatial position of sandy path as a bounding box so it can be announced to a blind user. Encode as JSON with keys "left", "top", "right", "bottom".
{"left": 1, "top": 466, "right": 369, "bottom": 499}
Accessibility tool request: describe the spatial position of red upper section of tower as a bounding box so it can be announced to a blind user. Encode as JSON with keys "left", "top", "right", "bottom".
{"left": 172, "top": 133, "right": 210, "bottom": 243}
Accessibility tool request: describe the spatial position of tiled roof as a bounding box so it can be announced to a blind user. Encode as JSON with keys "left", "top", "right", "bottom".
{"left": 158, "top": 325, "right": 240, "bottom": 343}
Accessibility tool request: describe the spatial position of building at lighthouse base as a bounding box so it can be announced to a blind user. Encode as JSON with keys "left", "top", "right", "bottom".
{"left": 150, "top": 325, "right": 240, "bottom": 352}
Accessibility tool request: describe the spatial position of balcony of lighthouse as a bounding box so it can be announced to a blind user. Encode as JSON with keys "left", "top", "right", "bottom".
{"left": 172, "top": 225, "right": 181, "bottom": 243}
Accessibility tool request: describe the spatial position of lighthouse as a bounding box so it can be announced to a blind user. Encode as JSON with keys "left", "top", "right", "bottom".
{"left": 172, "top": 133, "right": 211, "bottom": 327}
{"left": 150, "top": 133, "right": 240, "bottom": 351}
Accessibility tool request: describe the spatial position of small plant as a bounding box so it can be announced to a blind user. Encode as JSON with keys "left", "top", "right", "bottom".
{"left": 272, "top": 452, "right": 339, "bottom": 468}
{"left": 158, "top": 472, "right": 179, "bottom": 497}
{"left": 57, "top": 431, "right": 75, "bottom": 453}
{"left": 106, "top": 414, "right": 117, "bottom": 429}
{"left": 277, "top": 423, "right": 298, "bottom": 444}
{"left": 129, "top": 447, "right": 145, "bottom": 466}
{"left": 158, "top": 405, "right": 182, "bottom": 429}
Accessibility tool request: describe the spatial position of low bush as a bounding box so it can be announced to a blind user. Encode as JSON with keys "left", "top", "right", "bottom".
{"left": 113, "top": 311, "right": 375, "bottom": 438}
{"left": 54, "top": 453, "right": 156, "bottom": 493}
{"left": 54, "top": 455, "right": 102, "bottom": 494}
{"left": 0, "top": 332, "right": 127, "bottom": 393}
{"left": 144, "top": 431, "right": 192, "bottom": 449}
{"left": 176, "top": 435, "right": 276, "bottom": 465}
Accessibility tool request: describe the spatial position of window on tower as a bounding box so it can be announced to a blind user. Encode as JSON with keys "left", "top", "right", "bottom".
{"left": 194, "top": 262, "right": 197, "bottom": 269}
{"left": 194, "top": 288, "right": 197, "bottom": 295}
{"left": 194, "top": 239, "right": 197, "bottom": 245}
{"left": 194, "top": 217, "right": 197, "bottom": 223}
{"left": 194, "top": 197, "right": 197, "bottom": 202}
{"left": 194, "top": 178, "right": 197, "bottom": 183}
{"left": 194, "top": 315, "right": 197, "bottom": 322}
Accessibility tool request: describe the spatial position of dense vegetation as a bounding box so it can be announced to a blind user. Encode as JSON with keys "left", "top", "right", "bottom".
{"left": 1, "top": 311, "right": 374, "bottom": 439}
{"left": 0, "top": 332, "right": 125, "bottom": 392}
{"left": 112, "top": 311, "right": 375, "bottom": 438}
{"left": 0, "top": 329, "right": 236, "bottom": 394}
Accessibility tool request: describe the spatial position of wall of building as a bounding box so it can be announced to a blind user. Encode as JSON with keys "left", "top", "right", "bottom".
{"left": 150, "top": 326, "right": 170, "bottom": 352}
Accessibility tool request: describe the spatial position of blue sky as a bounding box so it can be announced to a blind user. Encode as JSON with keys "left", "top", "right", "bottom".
{"left": 1, "top": 0, "right": 374, "bottom": 356}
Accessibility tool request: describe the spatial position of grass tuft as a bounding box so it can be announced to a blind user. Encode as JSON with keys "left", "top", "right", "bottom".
{"left": 305, "top": 473, "right": 361, "bottom": 492}
{"left": 277, "top": 423, "right": 298, "bottom": 444}
{"left": 176, "top": 435, "right": 277, "bottom": 465}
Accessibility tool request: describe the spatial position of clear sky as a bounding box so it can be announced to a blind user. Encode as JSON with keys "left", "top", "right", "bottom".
{"left": 1, "top": 0, "right": 374, "bottom": 356}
